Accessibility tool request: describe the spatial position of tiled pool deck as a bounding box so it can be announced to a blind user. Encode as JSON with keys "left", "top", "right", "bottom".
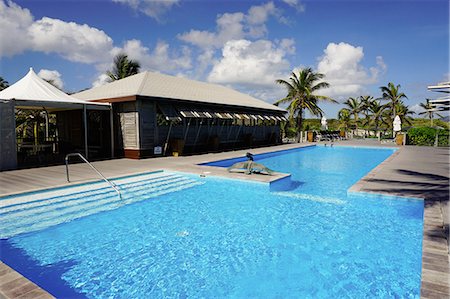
{"left": 0, "top": 141, "right": 448, "bottom": 298}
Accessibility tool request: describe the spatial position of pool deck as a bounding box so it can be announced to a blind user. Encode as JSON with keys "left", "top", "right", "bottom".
{"left": 0, "top": 141, "right": 448, "bottom": 298}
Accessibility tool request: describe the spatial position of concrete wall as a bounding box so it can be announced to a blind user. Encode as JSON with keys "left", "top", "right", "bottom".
{"left": 0, "top": 100, "right": 17, "bottom": 170}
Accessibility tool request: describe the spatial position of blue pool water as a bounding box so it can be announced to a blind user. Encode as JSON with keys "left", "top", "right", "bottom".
{"left": 1, "top": 146, "right": 424, "bottom": 298}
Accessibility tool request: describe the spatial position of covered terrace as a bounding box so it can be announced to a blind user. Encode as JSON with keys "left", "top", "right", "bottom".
{"left": 0, "top": 68, "right": 113, "bottom": 170}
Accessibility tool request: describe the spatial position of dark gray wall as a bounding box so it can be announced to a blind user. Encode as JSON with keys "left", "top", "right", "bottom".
{"left": 137, "top": 99, "right": 156, "bottom": 150}
{"left": 0, "top": 100, "right": 17, "bottom": 170}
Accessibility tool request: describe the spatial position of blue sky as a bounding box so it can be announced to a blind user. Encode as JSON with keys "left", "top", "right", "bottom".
{"left": 0, "top": 0, "right": 448, "bottom": 118}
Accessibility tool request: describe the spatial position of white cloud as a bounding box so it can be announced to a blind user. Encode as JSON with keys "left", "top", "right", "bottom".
{"left": 208, "top": 39, "right": 292, "bottom": 87}
{"left": 92, "top": 73, "right": 110, "bottom": 87}
{"left": 112, "top": 0, "right": 179, "bottom": 22}
{"left": 0, "top": 0, "right": 33, "bottom": 57}
{"left": 92, "top": 39, "right": 192, "bottom": 87}
{"left": 0, "top": 0, "right": 193, "bottom": 88}
{"left": 0, "top": 1, "right": 115, "bottom": 64}
{"left": 178, "top": 1, "right": 294, "bottom": 84}
{"left": 317, "top": 42, "right": 387, "bottom": 98}
{"left": 178, "top": 1, "right": 286, "bottom": 50}
{"left": 37, "top": 69, "right": 64, "bottom": 89}
{"left": 29, "top": 17, "right": 114, "bottom": 64}
{"left": 178, "top": 12, "right": 245, "bottom": 49}
{"left": 281, "top": 0, "right": 305, "bottom": 12}
{"left": 279, "top": 38, "right": 296, "bottom": 54}
{"left": 245, "top": 2, "right": 282, "bottom": 37}
{"left": 121, "top": 39, "right": 191, "bottom": 72}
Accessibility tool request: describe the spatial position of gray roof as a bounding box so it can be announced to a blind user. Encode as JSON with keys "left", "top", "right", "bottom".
{"left": 73, "top": 71, "right": 285, "bottom": 112}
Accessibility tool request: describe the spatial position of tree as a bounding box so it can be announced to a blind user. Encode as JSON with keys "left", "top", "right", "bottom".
{"left": 395, "top": 100, "right": 414, "bottom": 126}
{"left": 367, "top": 100, "right": 387, "bottom": 131}
{"left": 274, "top": 68, "right": 335, "bottom": 142}
{"left": 419, "top": 100, "right": 442, "bottom": 126}
{"left": 380, "top": 82, "right": 407, "bottom": 128}
{"left": 0, "top": 76, "right": 9, "bottom": 91}
{"left": 338, "top": 108, "right": 351, "bottom": 131}
{"left": 343, "top": 97, "right": 362, "bottom": 128}
{"left": 107, "top": 53, "right": 141, "bottom": 81}
{"left": 359, "top": 95, "right": 374, "bottom": 126}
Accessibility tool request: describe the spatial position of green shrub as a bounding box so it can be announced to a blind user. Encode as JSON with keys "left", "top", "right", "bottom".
{"left": 407, "top": 127, "right": 450, "bottom": 146}
{"left": 285, "top": 126, "right": 297, "bottom": 138}
{"left": 438, "top": 130, "right": 449, "bottom": 146}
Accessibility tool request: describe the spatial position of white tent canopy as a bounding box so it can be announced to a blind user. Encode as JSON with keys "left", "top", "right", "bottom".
{"left": 0, "top": 68, "right": 109, "bottom": 110}
{"left": 0, "top": 68, "right": 112, "bottom": 160}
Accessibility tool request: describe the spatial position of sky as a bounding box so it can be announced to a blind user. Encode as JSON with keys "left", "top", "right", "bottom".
{"left": 0, "top": 0, "right": 448, "bottom": 118}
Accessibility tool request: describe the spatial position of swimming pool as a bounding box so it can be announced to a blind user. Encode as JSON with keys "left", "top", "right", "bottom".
{"left": 1, "top": 146, "right": 423, "bottom": 298}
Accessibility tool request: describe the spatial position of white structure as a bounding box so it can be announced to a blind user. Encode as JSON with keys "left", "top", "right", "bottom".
{"left": 427, "top": 81, "right": 450, "bottom": 112}
{"left": 321, "top": 116, "right": 328, "bottom": 130}
{"left": 393, "top": 115, "right": 402, "bottom": 133}
{"left": 0, "top": 68, "right": 110, "bottom": 170}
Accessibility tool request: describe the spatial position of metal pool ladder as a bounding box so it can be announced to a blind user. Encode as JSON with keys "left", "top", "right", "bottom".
{"left": 65, "top": 153, "right": 122, "bottom": 200}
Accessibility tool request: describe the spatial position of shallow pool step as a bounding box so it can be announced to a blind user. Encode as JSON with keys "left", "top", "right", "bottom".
{"left": 0, "top": 175, "right": 196, "bottom": 227}
{"left": 0, "top": 176, "right": 195, "bottom": 223}
{"left": 0, "top": 172, "right": 181, "bottom": 211}
{"left": 0, "top": 175, "right": 189, "bottom": 216}
{"left": 0, "top": 172, "right": 204, "bottom": 238}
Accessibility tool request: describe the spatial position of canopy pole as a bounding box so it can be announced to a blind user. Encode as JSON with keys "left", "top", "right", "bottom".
{"left": 163, "top": 121, "right": 173, "bottom": 156}
{"left": 252, "top": 119, "right": 258, "bottom": 138}
{"left": 218, "top": 119, "right": 226, "bottom": 136}
{"left": 42, "top": 107, "right": 49, "bottom": 140}
{"left": 227, "top": 119, "right": 234, "bottom": 140}
{"left": 183, "top": 118, "right": 191, "bottom": 140}
{"left": 206, "top": 119, "right": 214, "bottom": 145}
{"left": 233, "top": 122, "right": 243, "bottom": 147}
{"left": 83, "top": 104, "right": 88, "bottom": 159}
{"left": 208, "top": 119, "right": 215, "bottom": 136}
{"left": 183, "top": 118, "right": 191, "bottom": 145}
{"left": 193, "top": 119, "right": 203, "bottom": 152}
{"left": 110, "top": 107, "right": 114, "bottom": 158}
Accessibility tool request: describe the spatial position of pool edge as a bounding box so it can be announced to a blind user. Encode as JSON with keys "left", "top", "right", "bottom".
{"left": 347, "top": 147, "right": 449, "bottom": 298}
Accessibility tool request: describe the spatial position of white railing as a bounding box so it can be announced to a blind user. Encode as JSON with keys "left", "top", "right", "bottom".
{"left": 65, "top": 153, "right": 122, "bottom": 200}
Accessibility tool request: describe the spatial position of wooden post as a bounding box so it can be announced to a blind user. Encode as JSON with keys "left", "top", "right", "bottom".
{"left": 163, "top": 121, "right": 173, "bottom": 156}
{"left": 83, "top": 104, "right": 88, "bottom": 159}
{"left": 110, "top": 107, "right": 114, "bottom": 158}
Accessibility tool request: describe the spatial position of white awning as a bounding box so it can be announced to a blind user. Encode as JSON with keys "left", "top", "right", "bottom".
{"left": 0, "top": 68, "right": 110, "bottom": 110}
{"left": 429, "top": 98, "right": 450, "bottom": 111}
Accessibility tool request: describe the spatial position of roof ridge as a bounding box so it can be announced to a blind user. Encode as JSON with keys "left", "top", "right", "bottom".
{"left": 136, "top": 72, "right": 149, "bottom": 95}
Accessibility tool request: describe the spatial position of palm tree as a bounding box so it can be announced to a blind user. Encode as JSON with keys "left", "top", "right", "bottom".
{"left": 274, "top": 68, "right": 335, "bottom": 142}
{"left": 419, "top": 100, "right": 442, "bottom": 126}
{"left": 380, "top": 82, "right": 407, "bottom": 128}
{"left": 395, "top": 100, "right": 414, "bottom": 126}
{"left": 338, "top": 108, "right": 351, "bottom": 131}
{"left": 359, "top": 95, "right": 374, "bottom": 125}
{"left": 343, "top": 97, "right": 362, "bottom": 129}
{"left": 367, "top": 100, "right": 387, "bottom": 132}
{"left": 0, "top": 76, "right": 9, "bottom": 91}
{"left": 107, "top": 53, "right": 141, "bottom": 81}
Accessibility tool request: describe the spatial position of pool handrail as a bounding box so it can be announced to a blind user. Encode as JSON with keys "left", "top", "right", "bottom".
{"left": 65, "top": 153, "right": 122, "bottom": 200}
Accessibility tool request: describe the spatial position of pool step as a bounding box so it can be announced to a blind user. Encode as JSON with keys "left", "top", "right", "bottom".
{"left": 0, "top": 172, "right": 181, "bottom": 210}
{"left": 0, "top": 172, "right": 203, "bottom": 238}
{"left": 1, "top": 174, "right": 189, "bottom": 215}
